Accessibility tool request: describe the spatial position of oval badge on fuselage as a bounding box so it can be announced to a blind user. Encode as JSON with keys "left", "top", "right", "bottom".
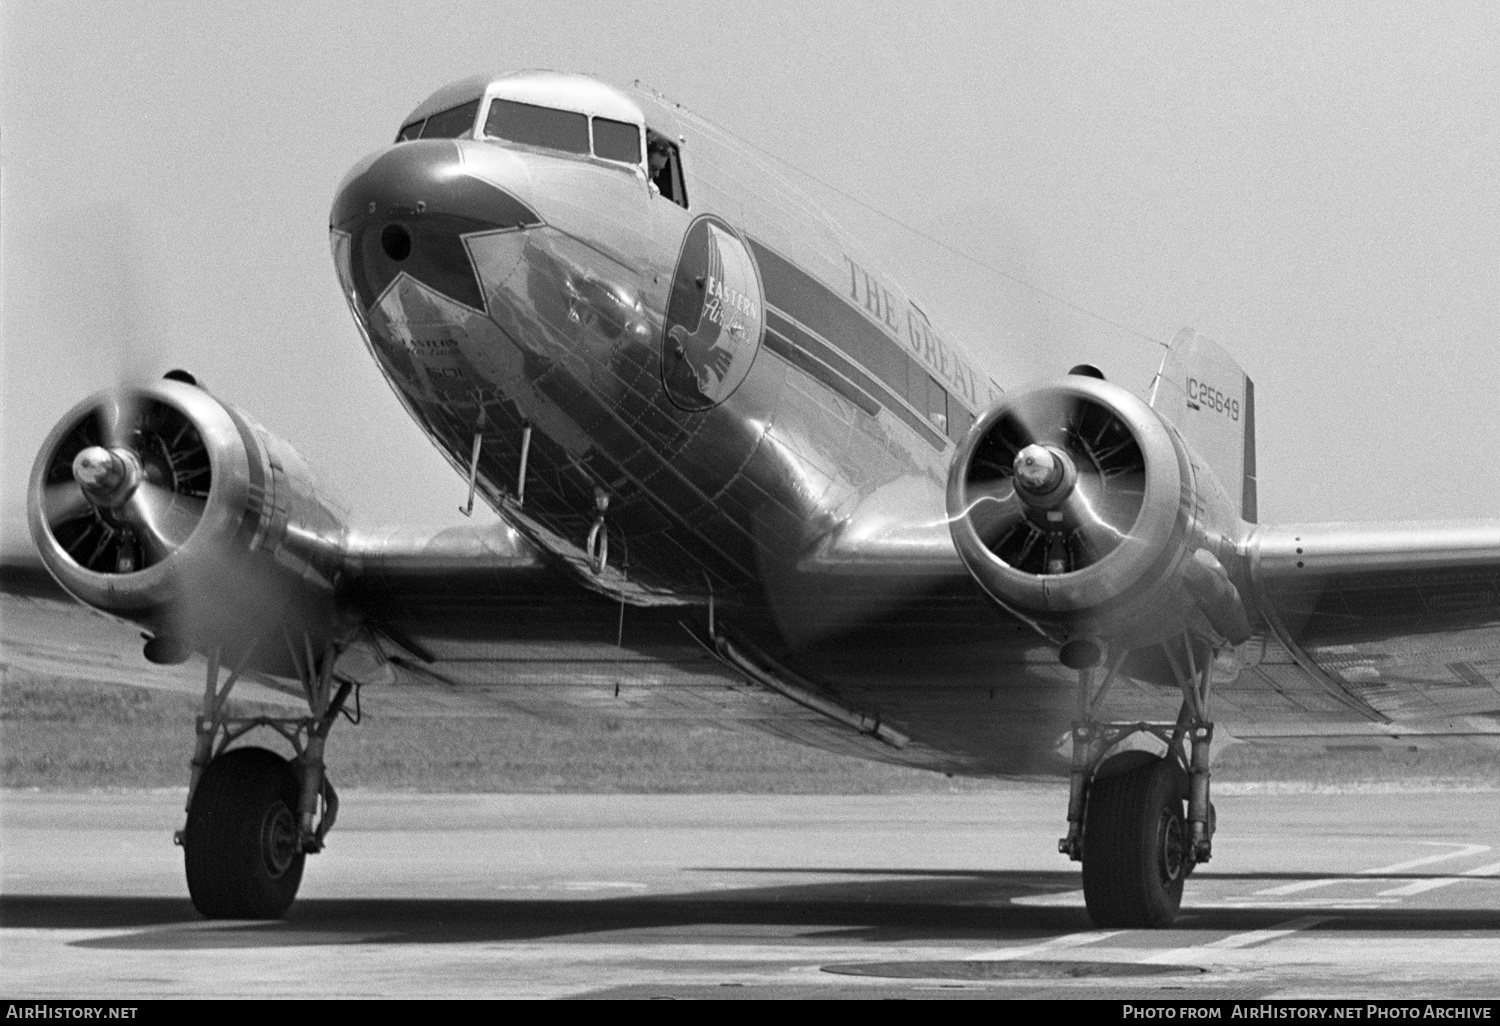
{"left": 661, "top": 215, "right": 764, "bottom": 411}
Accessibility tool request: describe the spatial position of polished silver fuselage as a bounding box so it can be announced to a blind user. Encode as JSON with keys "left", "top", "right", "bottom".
{"left": 333, "top": 85, "right": 989, "bottom": 614}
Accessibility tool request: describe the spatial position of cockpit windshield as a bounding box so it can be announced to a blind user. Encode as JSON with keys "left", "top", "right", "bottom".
{"left": 396, "top": 98, "right": 481, "bottom": 142}
{"left": 483, "top": 99, "right": 643, "bottom": 167}
{"left": 484, "top": 99, "right": 589, "bottom": 154}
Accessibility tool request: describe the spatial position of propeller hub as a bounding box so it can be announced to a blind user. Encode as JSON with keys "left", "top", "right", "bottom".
{"left": 72, "top": 446, "right": 142, "bottom": 508}
{"left": 1012, "top": 444, "right": 1076, "bottom": 508}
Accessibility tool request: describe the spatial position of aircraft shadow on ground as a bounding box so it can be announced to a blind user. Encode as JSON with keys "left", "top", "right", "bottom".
{"left": 2, "top": 868, "right": 1497, "bottom": 950}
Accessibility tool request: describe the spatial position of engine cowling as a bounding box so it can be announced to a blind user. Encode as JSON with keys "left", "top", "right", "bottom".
{"left": 946, "top": 374, "right": 1248, "bottom": 655}
{"left": 27, "top": 378, "right": 351, "bottom": 674}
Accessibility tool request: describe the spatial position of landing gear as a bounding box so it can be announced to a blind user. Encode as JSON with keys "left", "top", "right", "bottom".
{"left": 183, "top": 747, "right": 305, "bottom": 918}
{"left": 1081, "top": 753, "right": 1188, "bottom": 927}
{"left": 1058, "top": 640, "right": 1220, "bottom": 928}
{"left": 175, "top": 638, "right": 355, "bottom": 919}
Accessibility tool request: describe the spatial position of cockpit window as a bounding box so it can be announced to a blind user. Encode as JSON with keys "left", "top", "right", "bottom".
{"left": 484, "top": 99, "right": 589, "bottom": 154}
{"left": 592, "top": 118, "right": 641, "bottom": 164}
{"left": 395, "top": 98, "right": 481, "bottom": 143}
{"left": 422, "top": 99, "right": 481, "bottom": 138}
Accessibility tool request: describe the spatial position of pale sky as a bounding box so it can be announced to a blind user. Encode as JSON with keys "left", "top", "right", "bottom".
{"left": 4, "top": 1, "right": 1498, "bottom": 557}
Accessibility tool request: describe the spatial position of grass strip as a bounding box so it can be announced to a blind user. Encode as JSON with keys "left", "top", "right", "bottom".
{"left": 3, "top": 671, "right": 1496, "bottom": 792}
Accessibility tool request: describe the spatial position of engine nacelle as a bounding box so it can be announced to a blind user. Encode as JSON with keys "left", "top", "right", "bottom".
{"left": 946, "top": 375, "right": 1250, "bottom": 655}
{"left": 27, "top": 379, "right": 351, "bottom": 675}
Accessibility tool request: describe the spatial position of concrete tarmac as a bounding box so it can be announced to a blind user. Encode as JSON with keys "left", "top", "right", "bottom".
{"left": 3, "top": 787, "right": 1499, "bottom": 999}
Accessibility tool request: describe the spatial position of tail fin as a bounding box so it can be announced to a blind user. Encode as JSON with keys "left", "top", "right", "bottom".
{"left": 1148, "top": 328, "right": 1258, "bottom": 523}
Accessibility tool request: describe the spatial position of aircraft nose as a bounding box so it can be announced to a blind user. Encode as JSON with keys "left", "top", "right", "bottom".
{"left": 330, "top": 140, "right": 542, "bottom": 312}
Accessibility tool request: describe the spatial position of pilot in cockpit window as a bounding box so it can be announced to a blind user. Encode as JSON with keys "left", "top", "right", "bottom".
{"left": 646, "top": 130, "right": 688, "bottom": 209}
{"left": 648, "top": 142, "right": 669, "bottom": 183}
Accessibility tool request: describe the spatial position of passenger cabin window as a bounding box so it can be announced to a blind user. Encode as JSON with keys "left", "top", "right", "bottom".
{"left": 645, "top": 128, "right": 688, "bottom": 209}
{"left": 396, "top": 98, "right": 482, "bottom": 142}
{"left": 484, "top": 99, "right": 589, "bottom": 154}
{"left": 948, "top": 402, "right": 974, "bottom": 444}
{"left": 925, "top": 374, "right": 949, "bottom": 434}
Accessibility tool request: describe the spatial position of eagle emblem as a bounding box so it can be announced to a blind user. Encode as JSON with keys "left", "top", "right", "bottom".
{"left": 661, "top": 217, "right": 764, "bottom": 411}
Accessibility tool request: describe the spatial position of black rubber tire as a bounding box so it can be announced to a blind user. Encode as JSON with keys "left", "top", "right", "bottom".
{"left": 1081, "top": 754, "right": 1189, "bottom": 928}
{"left": 183, "top": 747, "right": 305, "bottom": 919}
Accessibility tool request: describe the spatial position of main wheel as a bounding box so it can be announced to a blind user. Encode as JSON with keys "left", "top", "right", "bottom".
{"left": 184, "top": 747, "right": 305, "bottom": 918}
{"left": 1081, "top": 753, "right": 1189, "bottom": 928}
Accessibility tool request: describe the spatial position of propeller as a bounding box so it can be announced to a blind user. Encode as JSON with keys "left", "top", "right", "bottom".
{"left": 39, "top": 395, "right": 211, "bottom": 575}
{"left": 27, "top": 202, "right": 213, "bottom": 574}
{"left": 25, "top": 205, "right": 345, "bottom": 673}
{"left": 963, "top": 390, "right": 1147, "bottom": 576}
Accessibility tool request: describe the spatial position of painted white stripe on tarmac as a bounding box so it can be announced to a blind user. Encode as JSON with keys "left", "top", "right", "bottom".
{"left": 1009, "top": 889, "right": 1085, "bottom": 907}
{"left": 1193, "top": 898, "right": 1397, "bottom": 910}
{"left": 965, "top": 929, "right": 1125, "bottom": 961}
{"left": 1254, "top": 843, "right": 1490, "bottom": 896}
{"left": 1013, "top": 892, "right": 1399, "bottom": 911}
{"left": 1377, "top": 858, "right": 1500, "bottom": 897}
{"left": 1138, "top": 915, "right": 1333, "bottom": 964}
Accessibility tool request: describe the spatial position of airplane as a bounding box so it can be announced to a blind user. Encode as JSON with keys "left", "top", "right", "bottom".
{"left": 16, "top": 69, "right": 1500, "bottom": 928}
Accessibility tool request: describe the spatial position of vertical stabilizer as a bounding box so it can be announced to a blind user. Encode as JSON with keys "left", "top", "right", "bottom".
{"left": 1148, "top": 328, "right": 1257, "bottom": 522}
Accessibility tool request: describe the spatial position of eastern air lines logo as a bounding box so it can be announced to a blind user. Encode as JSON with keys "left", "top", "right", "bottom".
{"left": 661, "top": 215, "right": 764, "bottom": 411}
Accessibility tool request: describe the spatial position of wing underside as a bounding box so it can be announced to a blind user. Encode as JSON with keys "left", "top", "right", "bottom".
{"left": 1248, "top": 520, "right": 1500, "bottom": 741}
{"left": 8, "top": 515, "right": 1500, "bottom": 779}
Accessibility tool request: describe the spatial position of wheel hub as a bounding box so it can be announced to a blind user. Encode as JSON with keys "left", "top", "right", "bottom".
{"left": 261, "top": 803, "right": 300, "bottom": 877}
{"left": 1158, "top": 807, "right": 1188, "bottom": 884}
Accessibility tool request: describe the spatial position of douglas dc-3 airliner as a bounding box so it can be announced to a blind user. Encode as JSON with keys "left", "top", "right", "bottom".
{"left": 17, "top": 71, "right": 1500, "bottom": 928}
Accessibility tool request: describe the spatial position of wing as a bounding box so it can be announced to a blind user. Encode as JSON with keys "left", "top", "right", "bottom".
{"left": 14, "top": 443, "right": 1500, "bottom": 781}
{"left": 1247, "top": 520, "right": 1500, "bottom": 734}
{"left": 785, "top": 476, "right": 1500, "bottom": 757}
{"left": 1, "top": 559, "right": 310, "bottom": 707}
{"left": 337, "top": 523, "right": 978, "bottom": 768}
{"left": 0, "top": 526, "right": 959, "bottom": 772}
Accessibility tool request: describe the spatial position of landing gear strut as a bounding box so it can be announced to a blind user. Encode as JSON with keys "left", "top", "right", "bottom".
{"left": 175, "top": 635, "right": 355, "bottom": 918}
{"left": 1058, "top": 640, "right": 1219, "bottom": 928}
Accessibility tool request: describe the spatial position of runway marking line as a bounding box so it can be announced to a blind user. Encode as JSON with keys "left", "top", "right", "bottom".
{"left": 1137, "top": 915, "right": 1335, "bottom": 965}
{"left": 1192, "top": 899, "right": 1396, "bottom": 910}
{"left": 1253, "top": 842, "right": 1490, "bottom": 896}
{"left": 1377, "top": 857, "right": 1500, "bottom": 897}
{"left": 1008, "top": 889, "right": 1085, "bottom": 907}
{"left": 964, "top": 929, "right": 1124, "bottom": 961}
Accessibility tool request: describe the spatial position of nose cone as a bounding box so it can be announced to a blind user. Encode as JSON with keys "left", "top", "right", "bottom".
{"left": 73, "top": 445, "right": 138, "bottom": 505}
{"left": 330, "top": 140, "right": 542, "bottom": 312}
{"left": 1012, "top": 443, "right": 1077, "bottom": 510}
{"left": 1013, "top": 444, "right": 1062, "bottom": 494}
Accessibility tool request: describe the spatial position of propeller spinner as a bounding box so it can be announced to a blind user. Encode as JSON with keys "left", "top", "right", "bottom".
{"left": 40, "top": 394, "right": 211, "bottom": 574}
{"left": 964, "top": 391, "right": 1147, "bottom": 576}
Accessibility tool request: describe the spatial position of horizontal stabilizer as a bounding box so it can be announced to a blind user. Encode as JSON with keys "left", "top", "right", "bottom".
{"left": 1149, "top": 328, "right": 1257, "bottom": 522}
